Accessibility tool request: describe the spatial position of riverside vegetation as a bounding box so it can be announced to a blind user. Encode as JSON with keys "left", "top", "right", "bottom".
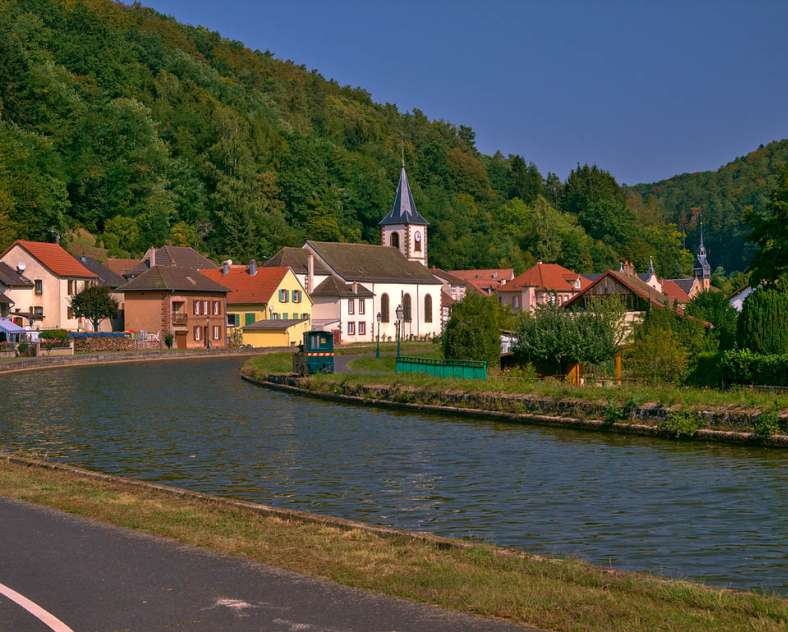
{"left": 1, "top": 457, "right": 786, "bottom": 632}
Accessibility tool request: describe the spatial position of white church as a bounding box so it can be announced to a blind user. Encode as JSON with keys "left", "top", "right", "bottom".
{"left": 265, "top": 164, "right": 443, "bottom": 343}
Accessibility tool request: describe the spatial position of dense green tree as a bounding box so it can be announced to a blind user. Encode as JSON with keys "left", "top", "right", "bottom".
{"left": 737, "top": 288, "right": 788, "bottom": 354}
{"left": 685, "top": 290, "right": 738, "bottom": 351}
{"left": 70, "top": 285, "right": 119, "bottom": 333}
{"left": 745, "top": 166, "right": 788, "bottom": 287}
{"left": 442, "top": 293, "right": 501, "bottom": 364}
{"left": 509, "top": 155, "right": 543, "bottom": 204}
{"left": 562, "top": 164, "right": 625, "bottom": 214}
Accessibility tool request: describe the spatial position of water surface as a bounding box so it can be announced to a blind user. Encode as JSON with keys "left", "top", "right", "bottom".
{"left": 0, "top": 357, "right": 785, "bottom": 593}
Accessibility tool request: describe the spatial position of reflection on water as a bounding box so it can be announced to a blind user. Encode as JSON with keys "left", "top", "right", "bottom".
{"left": 1, "top": 357, "right": 786, "bottom": 593}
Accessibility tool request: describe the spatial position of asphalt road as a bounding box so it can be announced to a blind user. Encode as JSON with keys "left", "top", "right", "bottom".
{"left": 0, "top": 498, "right": 532, "bottom": 632}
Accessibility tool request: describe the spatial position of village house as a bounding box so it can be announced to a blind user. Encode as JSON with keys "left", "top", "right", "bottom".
{"left": 0, "top": 240, "right": 98, "bottom": 331}
{"left": 264, "top": 247, "right": 331, "bottom": 294}
{"left": 117, "top": 266, "right": 229, "bottom": 349}
{"left": 199, "top": 260, "right": 312, "bottom": 347}
{"left": 0, "top": 261, "right": 34, "bottom": 325}
{"left": 497, "top": 262, "right": 590, "bottom": 312}
{"left": 309, "top": 275, "right": 376, "bottom": 343}
{"left": 448, "top": 268, "right": 514, "bottom": 296}
{"left": 76, "top": 256, "right": 127, "bottom": 331}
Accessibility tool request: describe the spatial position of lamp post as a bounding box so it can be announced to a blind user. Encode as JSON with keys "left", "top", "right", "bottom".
{"left": 395, "top": 304, "right": 404, "bottom": 360}
{"left": 375, "top": 312, "right": 381, "bottom": 359}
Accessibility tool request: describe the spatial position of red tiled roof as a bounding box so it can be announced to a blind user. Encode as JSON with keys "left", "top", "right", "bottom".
{"left": 199, "top": 266, "right": 290, "bottom": 305}
{"left": 498, "top": 263, "right": 589, "bottom": 293}
{"left": 105, "top": 258, "right": 140, "bottom": 276}
{"left": 448, "top": 268, "right": 514, "bottom": 294}
{"left": 661, "top": 279, "right": 691, "bottom": 304}
{"left": 3, "top": 240, "right": 96, "bottom": 278}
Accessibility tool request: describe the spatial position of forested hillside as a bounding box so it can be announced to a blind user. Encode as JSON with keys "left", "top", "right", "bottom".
{"left": 0, "top": 0, "right": 698, "bottom": 275}
{"left": 632, "top": 140, "right": 788, "bottom": 273}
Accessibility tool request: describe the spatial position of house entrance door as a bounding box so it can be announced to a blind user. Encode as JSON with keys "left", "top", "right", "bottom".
{"left": 175, "top": 331, "right": 187, "bottom": 349}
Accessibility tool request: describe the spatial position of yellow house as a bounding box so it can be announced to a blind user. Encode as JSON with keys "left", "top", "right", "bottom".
{"left": 200, "top": 261, "right": 312, "bottom": 347}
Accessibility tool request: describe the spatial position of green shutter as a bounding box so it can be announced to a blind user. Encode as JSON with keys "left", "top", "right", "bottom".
{"left": 245, "top": 312, "right": 255, "bottom": 326}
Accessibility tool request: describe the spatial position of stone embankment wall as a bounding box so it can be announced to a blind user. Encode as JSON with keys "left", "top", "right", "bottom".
{"left": 252, "top": 374, "right": 788, "bottom": 447}
{"left": 73, "top": 337, "right": 159, "bottom": 354}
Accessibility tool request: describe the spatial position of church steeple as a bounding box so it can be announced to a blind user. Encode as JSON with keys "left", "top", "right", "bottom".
{"left": 379, "top": 162, "right": 429, "bottom": 266}
{"left": 693, "top": 218, "right": 711, "bottom": 289}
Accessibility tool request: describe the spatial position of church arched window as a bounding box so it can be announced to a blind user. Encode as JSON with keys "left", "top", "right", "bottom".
{"left": 381, "top": 293, "right": 389, "bottom": 323}
{"left": 403, "top": 293, "right": 412, "bottom": 322}
{"left": 424, "top": 294, "right": 432, "bottom": 323}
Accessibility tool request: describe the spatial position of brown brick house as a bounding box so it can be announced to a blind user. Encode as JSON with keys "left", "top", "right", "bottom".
{"left": 118, "top": 266, "right": 229, "bottom": 349}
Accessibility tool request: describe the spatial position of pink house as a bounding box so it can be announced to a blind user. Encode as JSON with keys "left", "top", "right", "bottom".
{"left": 497, "top": 262, "right": 590, "bottom": 312}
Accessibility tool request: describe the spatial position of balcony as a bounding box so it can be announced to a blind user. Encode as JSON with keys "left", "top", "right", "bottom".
{"left": 172, "top": 312, "right": 188, "bottom": 326}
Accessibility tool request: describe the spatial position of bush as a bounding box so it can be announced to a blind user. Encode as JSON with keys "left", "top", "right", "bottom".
{"left": 720, "top": 349, "right": 788, "bottom": 387}
{"left": 658, "top": 412, "right": 700, "bottom": 438}
{"left": 753, "top": 408, "right": 782, "bottom": 438}
{"left": 737, "top": 288, "right": 788, "bottom": 354}
{"left": 39, "top": 329, "right": 68, "bottom": 340}
{"left": 442, "top": 293, "right": 501, "bottom": 364}
{"left": 685, "top": 291, "right": 738, "bottom": 350}
{"left": 164, "top": 333, "right": 174, "bottom": 349}
{"left": 685, "top": 352, "right": 724, "bottom": 388}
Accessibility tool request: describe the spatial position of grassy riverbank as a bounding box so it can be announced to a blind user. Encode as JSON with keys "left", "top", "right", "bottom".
{"left": 1, "top": 458, "right": 785, "bottom": 632}
{"left": 243, "top": 353, "right": 788, "bottom": 438}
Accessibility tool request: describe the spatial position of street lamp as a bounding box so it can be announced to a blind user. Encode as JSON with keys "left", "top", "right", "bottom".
{"left": 395, "top": 304, "right": 404, "bottom": 359}
{"left": 375, "top": 312, "right": 381, "bottom": 359}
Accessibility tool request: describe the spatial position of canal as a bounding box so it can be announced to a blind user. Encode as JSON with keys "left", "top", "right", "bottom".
{"left": 0, "top": 357, "right": 785, "bottom": 594}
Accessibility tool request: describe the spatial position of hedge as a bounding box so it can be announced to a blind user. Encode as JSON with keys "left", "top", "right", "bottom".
{"left": 685, "top": 352, "right": 724, "bottom": 388}
{"left": 720, "top": 349, "right": 788, "bottom": 387}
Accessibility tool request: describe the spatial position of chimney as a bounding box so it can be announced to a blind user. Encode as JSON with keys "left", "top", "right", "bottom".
{"left": 352, "top": 281, "right": 358, "bottom": 294}
{"left": 222, "top": 259, "right": 231, "bottom": 275}
{"left": 248, "top": 259, "right": 257, "bottom": 276}
{"left": 307, "top": 252, "right": 315, "bottom": 292}
{"left": 149, "top": 248, "right": 156, "bottom": 268}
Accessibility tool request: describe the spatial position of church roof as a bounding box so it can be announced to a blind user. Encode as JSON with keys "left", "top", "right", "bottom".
{"left": 305, "top": 241, "right": 441, "bottom": 285}
{"left": 264, "top": 247, "right": 331, "bottom": 276}
{"left": 379, "top": 166, "right": 429, "bottom": 227}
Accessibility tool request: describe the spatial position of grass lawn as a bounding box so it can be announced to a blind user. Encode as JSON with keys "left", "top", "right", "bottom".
{"left": 1, "top": 458, "right": 784, "bottom": 632}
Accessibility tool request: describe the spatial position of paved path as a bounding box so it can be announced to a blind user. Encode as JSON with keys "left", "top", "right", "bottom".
{"left": 0, "top": 498, "right": 532, "bottom": 632}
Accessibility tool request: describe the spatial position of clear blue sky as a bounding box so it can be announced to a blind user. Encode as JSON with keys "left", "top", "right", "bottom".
{"left": 131, "top": 0, "right": 788, "bottom": 184}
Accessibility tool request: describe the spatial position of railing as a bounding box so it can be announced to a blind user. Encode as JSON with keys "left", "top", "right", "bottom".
{"left": 396, "top": 356, "right": 487, "bottom": 380}
{"left": 172, "top": 312, "right": 187, "bottom": 325}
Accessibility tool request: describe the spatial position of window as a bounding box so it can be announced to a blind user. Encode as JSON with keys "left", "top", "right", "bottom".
{"left": 390, "top": 232, "right": 399, "bottom": 249}
{"left": 414, "top": 230, "right": 422, "bottom": 252}
{"left": 292, "top": 290, "right": 301, "bottom": 303}
{"left": 403, "top": 293, "right": 412, "bottom": 322}
{"left": 302, "top": 313, "right": 309, "bottom": 320}
{"left": 194, "top": 300, "right": 201, "bottom": 316}
{"left": 359, "top": 299, "right": 365, "bottom": 315}
{"left": 279, "top": 289, "right": 289, "bottom": 303}
{"left": 228, "top": 313, "right": 239, "bottom": 327}
{"left": 213, "top": 325, "right": 221, "bottom": 340}
{"left": 348, "top": 321, "right": 355, "bottom": 335}
{"left": 67, "top": 280, "right": 75, "bottom": 295}
{"left": 271, "top": 313, "right": 279, "bottom": 320}
{"left": 281, "top": 313, "right": 288, "bottom": 320}
{"left": 358, "top": 322, "right": 366, "bottom": 335}
{"left": 213, "top": 301, "right": 221, "bottom": 315}
{"left": 193, "top": 326, "right": 201, "bottom": 341}
{"left": 203, "top": 300, "right": 209, "bottom": 315}
{"left": 244, "top": 312, "right": 255, "bottom": 326}
{"left": 348, "top": 298, "right": 354, "bottom": 315}
{"left": 34, "top": 280, "right": 43, "bottom": 295}
{"left": 380, "top": 293, "right": 389, "bottom": 322}
{"left": 424, "top": 294, "right": 432, "bottom": 323}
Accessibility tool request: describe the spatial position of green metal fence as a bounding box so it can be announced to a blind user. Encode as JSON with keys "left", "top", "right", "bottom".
{"left": 396, "top": 356, "right": 487, "bottom": 380}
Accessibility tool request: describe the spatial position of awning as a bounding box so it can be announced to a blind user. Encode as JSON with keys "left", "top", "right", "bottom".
{"left": 0, "top": 291, "right": 12, "bottom": 304}
{"left": 0, "top": 318, "right": 26, "bottom": 334}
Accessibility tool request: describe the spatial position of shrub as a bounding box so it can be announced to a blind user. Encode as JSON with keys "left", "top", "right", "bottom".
{"left": 442, "top": 293, "right": 501, "bottom": 364}
{"left": 720, "top": 349, "right": 788, "bottom": 387}
{"left": 658, "top": 412, "right": 700, "bottom": 438}
{"left": 626, "top": 325, "right": 688, "bottom": 385}
{"left": 39, "top": 329, "right": 68, "bottom": 340}
{"left": 753, "top": 408, "right": 782, "bottom": 438}
{"left": 685, "top": 352, "right": 724, "bottom": 388}
{"left": 685, "top": 291, "right": 738, "bottom": 350}
{"left": 164, "top": 333, "right": 174, "bottom": 349}
{"left": 737, "top": 288, "right": 788, "bottom": 354}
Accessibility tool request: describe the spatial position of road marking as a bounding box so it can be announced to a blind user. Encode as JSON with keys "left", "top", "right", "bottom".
{"left": 0, "top": 582, "right": 75, "bottom": 632}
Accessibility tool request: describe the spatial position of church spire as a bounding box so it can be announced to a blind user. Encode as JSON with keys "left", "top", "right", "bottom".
{"left": 378, "top": 164, "right": 429, "bottom": 227}
{"left": 693, "top": 216, "right": 711, "bottom": 285}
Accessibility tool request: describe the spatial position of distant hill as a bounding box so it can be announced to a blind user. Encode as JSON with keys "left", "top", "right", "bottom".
{"left": 631, "top": 140, "right": 788, "bottom": 273}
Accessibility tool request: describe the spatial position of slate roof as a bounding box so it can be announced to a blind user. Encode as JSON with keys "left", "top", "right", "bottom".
{"left": 0, "top": 262, "right": 33, "bottom": 287}
{"left": 198, "top": 265, "right": 290, "bottom": 305}
{"left": 431, "top": 267, "right": 469, "bottom": 287}
{"left": 117, "top": 266, "right": 229, "bottom": 293}
{"left": 244, "top": 318, "right": 308, "bottom": 331}
{"left": 498, "top": 263, "right": 590, "bottom": 293}
{"left": 131, "top": 246, "right": 217, "bottom": 275}
{"left": 306, "top": 241, "right": 441, "bottom": 284}
{"left": 311, "top": 276, "right": 375, "bottom": 298}
{"left": 2, "top": 240, "right": 96, "bottom": 278}
{"left": 379, "top": 166, "right": 429, "bottom": 226}
{"left": 77, "top": 256, "right": 125, "bottom": 288}
{"left": 264, "top": 247, "right": 331, "bottom": 275}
